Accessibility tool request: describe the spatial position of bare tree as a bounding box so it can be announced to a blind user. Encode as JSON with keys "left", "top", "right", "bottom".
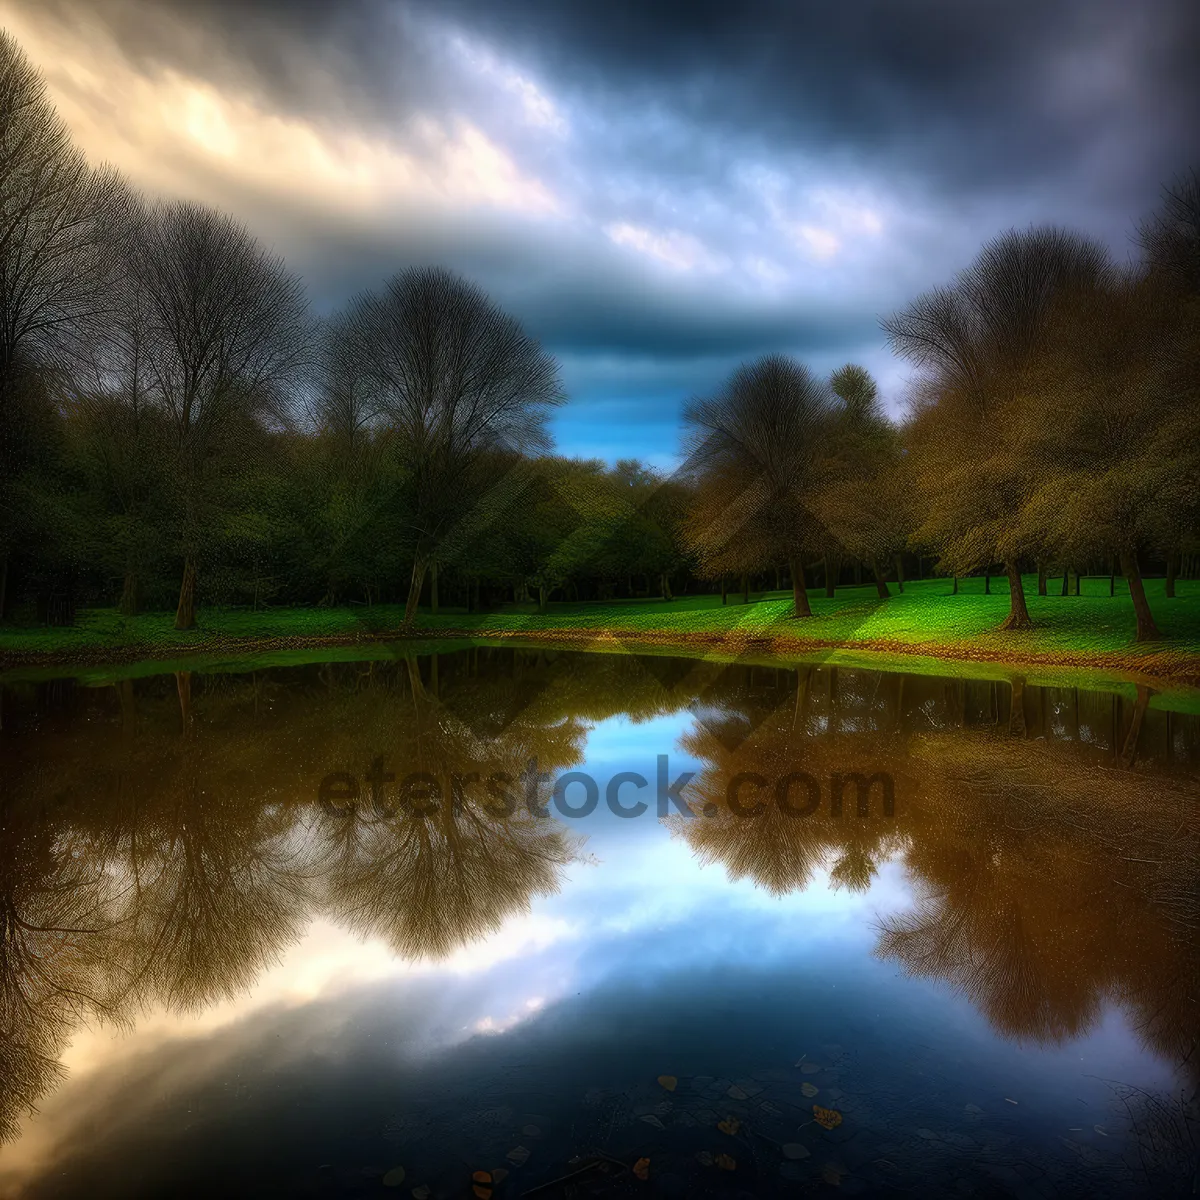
{"left": 682, "top": 354, "right": 836, "bottom": 617}
{"left": 883, "top": 227, "right": 1112, "bottom": 629}
{"left": 1137, "top": 167, "right": 1200, "bottom": 296}
{"left": 0, "top": 29, "right": 126, "bottom": 618}
{"left": 128, "top": 200, "right": 311, "bottom": 628}
{"left": 324, "top": 266, "right": 565, "bottom": 625}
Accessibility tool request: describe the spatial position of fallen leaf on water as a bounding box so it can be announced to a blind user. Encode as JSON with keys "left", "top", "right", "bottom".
{"left": 717, "top": 1117, "right": 741, "bottom": 1136}
{"left": 782, "top": 1143, "right": 811, "bottom": 1160}
{"left": 813, "top": 1106, "right": 843, "bottom": 1130}
{"left": 801, "top": 1083, "right": 819, "bottom": 1098}
{"left": 639, "top": 1115, "right": 665, "bottom": 1129}
{"left": 1093, "top": 1125, "right": 1108, "bottom": 1137}
{"left": 633, "top": 1157, "right": 651, "bottom": 1181}
{"left": 696, "top": 1151, "right": 714, "bottom": 1168}
{"left": 506, "top": 1146, "right": 530, "bottom": 1166}
{"left": 1004, "top": 1098, "right": 1019, "bottom": 1105}
{"left": 492, "top": 1169, "right": 508, "bottom": 1184}
{"left": 471, "top": 1170, "right": 493, "bottom": 1199}
{"left": 382, "top": 1167, "right": 407, "bottom": 1188}
{"left": 411, "top": 1187, "right": 430, "bottom": 1200}
{"left": 822, "top": 1162, "right": 846, "bottom": 1186}
{"left": 727, "top": 1085, "right": 749, "bottom": 1100}
{"left": 964, "top": 1104, "right": 983, "bottom": 1115}
{"left": 715, "top": 1154, "right": 737, "bottom": 1171}
{"left": 760, "top": 1101, "right": 783, "bottom": 1117}
{"left": 657, "top": 1075, "right": 677, "bottom": 1092}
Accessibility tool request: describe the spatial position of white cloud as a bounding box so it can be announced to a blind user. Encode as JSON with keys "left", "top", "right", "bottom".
{"left": 448, "top": 31, "right": 570, "bottom": 136}
{"left": 3, "top": 9, "right": 563, "bottom": 221}
{"left": 604, "top": 222, "right": 727, "bottom": 272}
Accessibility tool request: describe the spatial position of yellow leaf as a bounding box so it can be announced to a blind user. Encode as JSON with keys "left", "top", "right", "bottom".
{"left": 633, "top": 1157, "right": 651, "bottom": 1181}
{"left": 715, "top": 1154, "right": 737, "bottom": 1171}
{"left": 822, "top": 1162, "right": 846, "bottom": 1186}
{"left": 657, "top": 1075, "right": 677, "bottom": 1092}
{"left": 812, "top": 1105, "right": 843, "bottom": 1130}
{"left": 717, "top": 1117, "right": 741, "bottom": 1136}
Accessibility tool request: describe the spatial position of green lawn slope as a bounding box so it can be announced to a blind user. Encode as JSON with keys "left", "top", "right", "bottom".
{"left": 2, "top": 575, "right": 1199, "bottom": 687}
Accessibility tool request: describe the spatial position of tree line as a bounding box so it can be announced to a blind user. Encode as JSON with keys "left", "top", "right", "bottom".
{"left": 0, "top": 29, "right": 1196, "bottom": 640}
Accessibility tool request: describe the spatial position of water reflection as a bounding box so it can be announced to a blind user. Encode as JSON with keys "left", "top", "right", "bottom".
{"left": 0, "top": 650, "right": 1198, "bottom": 1192}
{"left": 668, "top": 664, "right": 1199, "bottom": 1070}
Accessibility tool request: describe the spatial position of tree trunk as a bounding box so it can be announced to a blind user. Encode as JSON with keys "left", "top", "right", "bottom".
{"left": 1109, "top": 562, "right": 1115, "bottom": 597}
{"left": 774, "top": 566, "right": 782, "bottom": 591}
{"left": 1036, "top": 562, "right": 1047, "bottom": 596}
{"left": 175, "top": 670, "right": 193, "bottom": 736}
{"left": 1060, "top": 568, "right": 1069, "bottom": 596}
{"left": 1120, "top": 549, "right": 1160, "bottom": 641}
{"left": 999, "top": 561, "right": 1032, "bottom": 630}
{"left": 430, "top": 561, "right": 439, "bottom": 614}
{"left": 1119, "top": 684, "right": 1151, "bottom": 768}
{"left": 741, "top": 572, "right": 749, "bottom": 604}
{"left": 788, "top": 556, "right": 812, "bottom": 617}
{"left": 720, "top": 574, "right": 728, "bottom": 605}
{"left": 117, "top": 678, "right": 137, "bottom": 739}
{"left": 1008, "top": 675, "right": 1027, "bottom": 736}
{"left": 119, "top": 568, "right": 139, "bottom": 617}
{"left": 872, "top": 562, "right": 891, "bottom": 599}
{"left": 174, "top": 557, "right": 197, "bottom": 630}
{"left": 893, "top": 553, "right": 905, "bottom": 593}
{"left": 824, "top": 555, "right": 837, "bottom": 598}
{"left": 404, "top": 554, "right": 428, "bottom": 627}
{"left": 1166, "top": 552, "right": 1179, "bottom": 598}
{"left": 983, "top": 567, "right": 991, "bottom": 595}
{"left": 854, "top": 561, "right": 862, "bottom": 586}
{"left": 538, "top": 583, "right": 548, "bottom": 612}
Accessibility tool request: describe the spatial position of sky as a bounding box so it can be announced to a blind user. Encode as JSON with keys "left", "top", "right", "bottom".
{"left": 2, "top": 0, "right": 1196, "bottom": 468}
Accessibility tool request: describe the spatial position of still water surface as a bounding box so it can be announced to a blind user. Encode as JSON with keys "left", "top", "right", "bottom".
{"left": 1, "top": 649, "right": 1198, "bottom": 1198}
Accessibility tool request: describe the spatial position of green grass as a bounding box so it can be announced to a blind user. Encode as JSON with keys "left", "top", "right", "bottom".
{"left": 414, "top": 574, "right": 1200, "bottom": 655}
{"left": 2, "top": 574, "right": 1199, "bottom": 674}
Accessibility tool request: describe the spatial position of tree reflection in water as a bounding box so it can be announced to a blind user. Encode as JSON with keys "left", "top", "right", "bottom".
{"left": 0, "top": 650, "right": 1197, "bottom": 1149}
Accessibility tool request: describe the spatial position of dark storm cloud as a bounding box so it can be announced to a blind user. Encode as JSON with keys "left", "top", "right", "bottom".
{"left": 55, "top": 0, "right": 1198, "bottom": 218}
{"left": 434, "top": 0, "right": 1200, "bottom": 208}
{"left": 4, "top": 0, "right": 1197, "bottom": 455}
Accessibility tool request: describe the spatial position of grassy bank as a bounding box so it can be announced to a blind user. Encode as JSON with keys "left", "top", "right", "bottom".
{"left": 3, "top": 575, "right": 1200, "bottom": 686}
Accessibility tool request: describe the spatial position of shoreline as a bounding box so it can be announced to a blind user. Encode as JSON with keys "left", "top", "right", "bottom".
{"left": 4, "top": 622, "right": 1200, "bottom": 691}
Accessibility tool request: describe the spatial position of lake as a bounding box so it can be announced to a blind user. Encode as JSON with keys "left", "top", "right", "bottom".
{"left": 1, "top": 648, "right": 1197, "bottom": 1198}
